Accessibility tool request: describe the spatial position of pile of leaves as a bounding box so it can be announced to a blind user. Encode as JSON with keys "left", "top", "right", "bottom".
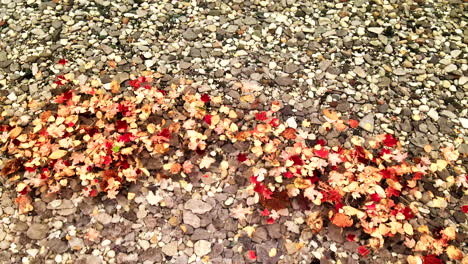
{"left": 0, "top": 71, "right": 466, "bottom": 262}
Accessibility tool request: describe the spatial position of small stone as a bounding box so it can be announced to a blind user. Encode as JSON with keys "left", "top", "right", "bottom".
{"left": 194, "top": 240, "right": 211, "bottom": 256}
{"left": 444, "top": 64, "right": 457, "bottom": 73}
{"left": 284, "top": 63, "right": 299, "bottom": 74}
{"left": 419, "top": 105, "right": 430, "bottom": 112}
{"left": 162, "top": 241, "right": 178, "bottom": 257}
{"left": 27, "top": 249, "right": 39, "bottom": 257}
{"left": 184, "top": 199, "right": 213, "bottom": 214}
{"left": 7, "top": 92, "right": 17, "bottom": 101}
{"left": 368, "top": 27, "right": 384, "bottom": 34}
{"left": 183, "top": 211, "right": 200, "bottom": 228}
{"left": 359, "top": 114, "right": 374, "bottom": 132}
{"left": 393, "top": 68, "right": 406, "bottom": 75}
{"left": 427, "top": 109, "right": 439, "bottom": 121}
{"left": 183, "top": 29, "right": 198, "bottom": 40}
{"left": 286, "top": 117, "right": 297, "bottom": 129}
{"left": 275, "top": 76, "right": 293, "bottom": 86}
{"left": 26, "top": 224, "right": 49, "bottom": 240}
{"left": 353, "top": 66, "right": 366, "bottom": 78}
{"left": 94, "top": 212, "right": 112, "bottom": 225}
{"left": 459, "top": 76, "right": 468, "bottom": 85}
{"left": 459, "top": 118, "right": 468, "bottom": 129}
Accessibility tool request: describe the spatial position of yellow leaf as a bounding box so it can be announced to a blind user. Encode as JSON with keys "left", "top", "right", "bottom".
{"left": 243, "top": 226, "right": 256, "bottom": 237}
{"left": 446, "top": 245, "right": 463, "bottom": 260}
{"left": 49, "top": 149, "right": 67, "bottom": 159}
{"left": 110, "top": 80, "right": 120, "bottom": 93}
{"left": 403, "top": 223, "right": 414, "bottom": 235}
{"left": 417, "top": 225, "right": 430, "bottom": 234}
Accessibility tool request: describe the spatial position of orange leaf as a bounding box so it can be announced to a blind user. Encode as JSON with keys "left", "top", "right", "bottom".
{"left": 334, "top": 120, "right": 348, "bottom": 131}
{"left": 9, "top": 127, "right": 23, "bottom": 139}
{"left": 281, "top": 127, "right": 297, "bottom": 140}
{"left": 15, "top": 195, "right": 33, "bottom": 214}
{"left": 331, "top": 213, "right": 353, "bottom": 227}
{"left": 348, "top": 119, "right": 359, "bottom": 128}
{"left": 323, "top": 109, "right": 339, "bottom": 121}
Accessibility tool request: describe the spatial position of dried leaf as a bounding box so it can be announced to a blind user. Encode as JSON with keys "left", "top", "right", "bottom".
{"left": 9, "top": 127, "right": 22, "bottom": 139}
{"left": 306, "top": 211, "right": 323, "bottom": 233}
{"left": 16, "top": 195, "right": 33, "bottom": 214}
{"left": 403, "top": 222, "right": 414, "bottom": 235}
{"left": 323, "top": 109, "right": 340, "bottom": 121}
{"left": 259, "top": 190, "right": 290, "bottom": 211}
{"left": 281, "top": 127, "right": 296, "bottom": 140}
{"left": 0, "top": 159, "right": 22, "bottom": 176}
{"left": 49, "top": 149, "right": 67, "bottom": 159}
{"left": 446, "top": 245, "right": 463, "bottom": 260}
{"left": 331, "top": 213, "right": 353, "bottom": 228}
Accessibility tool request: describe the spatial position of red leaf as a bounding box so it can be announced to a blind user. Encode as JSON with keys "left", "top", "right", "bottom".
{"left": 247, "top": 250, "right": 257, "bottom": 260}
{"left": 283, "top": 171, "right": 294, "bottom": 179}
{"left": 58, "top": 59, "right": 68, "bottom": 65}
{"left": 269, "top": 118, "right": 279, "bottom": 127}
{"left": 290, "top": 155, "right": 303, "bottom": 166}
{"left": 348, "top": 119, "right": 359, "bottom": 128}
{"left": 237, "top": 153, "right": 247, "bottom": 162}
{"left": 204, "top": 115, "right": 212, "bottom": 125}
{"left": 266, "top": 217, "right": 275, "bottom": 224}
{"left": 261, "top": 208, "right": 270, "bottom": 216}
{"left": 386, "top": 187, "right": 400, "bottom": 198}
{"left": 346, "top": 234, "right": 356, "bottom": 242}
{"left": 314, "top": 147, "right": 329, "bottom": 158}
{"left": 200, "top": 93, "right": 210, "bottom": 103}
{"left": 462, "top": 205, "right": 468, "bottom": 213}
{"left": 115, "top": 120, "right": 128, "bottom": 132}
{"left": 422, "top": 255, "right": 442, "bottom": 264}
{"left": 358, "top": 245, "right": 370, "bottom": 257}
{"left": 118, "top": 132, "right": 134, "bottom": 143}
{"left": 383, "top": 134, "right": 398, "bottom": 148}
{"left": 370, "top": 193, "right": 381, "bottom": 202}
{"left": 255, "top": 111, "right": 268, "bottom": 121}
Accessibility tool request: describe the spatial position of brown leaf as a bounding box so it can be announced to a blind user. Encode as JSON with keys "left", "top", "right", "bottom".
{"left": 49, "top": 149, "right": 67, "bottom": 159}
{"left": 0, "top": 159, "right": 22, "bottom": 176}
{"left": 446, "top": 245, "right": 463, "bottom": 260}
{"left": 259, "top": 190, "right": 290, "bottom": 211}
{"left": 331, "top": 213, "right": 353, "bottom": 228}
{"left": 16, "top": 195, "right": 33, "bottom": 214}
{"left": 281, "top": 127, "right": 296, "bottom": 140}
{"left": 9, "top": 127, "right": 23, "bottom": 139}
{"left": 306, "top": 211, "right": 323, "bottom": 233}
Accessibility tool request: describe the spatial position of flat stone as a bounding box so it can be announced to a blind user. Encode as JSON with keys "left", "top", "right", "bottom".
{"left": 359, "top": 114, "right": 374, "bottom": 132}
{"left": 184, "top": 199, "right": 213, "bottom": 214}
{"left": 459, "top": 118, "right": 468, "bottom": 129}
{"left": 427, "top": 109, "right": 439, "bottom": 121}
{"left": 46, "top": 238, "right": 68, "bottom": 253}
{"left": 444, "top": 64, "right": 457, "bottom": 72}
{"left": 275, "top": 76, "right": 294, "bottom": 86}
{"left": 194, "top": 240, "right": 211, "bottom": 256}
{"left": 183, "top": 29, "right": 198, "bottom": 40}
{"left": 353, "top": 66, "right": 366, "bottom": 78}
{"left": 284, "top": 63, "right": 299, "bottom": 74}
{"left": 183, "top": 211, "right": 200, "bottom": 228}
{"left": 26, "top": 224, "right": 49, "bottom": 240}
{"left": 69, "top": 237, "right": 85, "bottom": 250}
{"left": 162, "top": 241, "right": 178, "bottom": 257}
{"left": 94, "top": 212, "right": 112, "bottom": 225}
{"left": 368, "top": 27, "right": 384, "bottom": 34}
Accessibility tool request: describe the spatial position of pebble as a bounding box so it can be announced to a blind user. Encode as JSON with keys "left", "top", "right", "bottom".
{"left": 359, "top": 114, "right": 374, "bottom": 132}
{"left": 183, "top": 211, "right": 201, "bottom": 228}
{"left": 184, "top": 199, "right": 213, "bottom": 214}
{"left": 368, "top": 27, "right": 384, "bottom": 34}
{"left": 286, "top": 117, "right": 297, "bottom": 129}
{"left": 194, "top": 240, "right": 211, "bottom": 256}
{"left": 26, "top": 224, "right": 49, "bottom": 240}
{"left": 459, "top": 118, "right": 468, "bottom": 129}
{"left": 427, "top": 109, "right": 440, "bottom": 121}
{"left": 162, "top": 241, "right": 178, "bottom": 257}
{"left": 444, "top": 64, "right": 457, "bottom": 72}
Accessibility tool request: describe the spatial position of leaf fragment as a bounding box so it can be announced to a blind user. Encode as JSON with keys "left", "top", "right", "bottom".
{"left": 49, "top": 149, "right": 67, "bottom": 159}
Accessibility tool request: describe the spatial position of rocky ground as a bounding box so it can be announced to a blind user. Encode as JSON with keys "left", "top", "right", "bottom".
{"left": 0, "top": 0, "right": 467, "bottom": 263}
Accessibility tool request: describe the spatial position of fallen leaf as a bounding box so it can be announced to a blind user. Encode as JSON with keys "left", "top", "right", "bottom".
{"left": 331, "top": 213, "right": 353, "bottom": 228}
{"left": 0, "top": 159, "right": 22, "bottom": 176}
{"left": 281, "top": 127, "right": 297, "bottom": 140}
{"left": 446, "top": 245, "right": 463, "bottom": 260}
{"left": 348, "top": 119, "right": 359, "bottom": 128}
{"left": 306, "top": 211, "right": 323, "bottom": 233}
{"left": 323, "top": 109, "right": 340, "bottom": 121}
{"left": 49, "top": 149, "right": 67, "bottom": 159}
{"left": 260, "top": 190, "right": 290, "bottom": 211}
{"left": 403, "top": 222, "right": 414, "bottom": 235}
{"left": 231, "top": 204, "right": 252, "bottom": 221}
{"left": 9, "top": 127, "right": 22, "bottom": 139}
